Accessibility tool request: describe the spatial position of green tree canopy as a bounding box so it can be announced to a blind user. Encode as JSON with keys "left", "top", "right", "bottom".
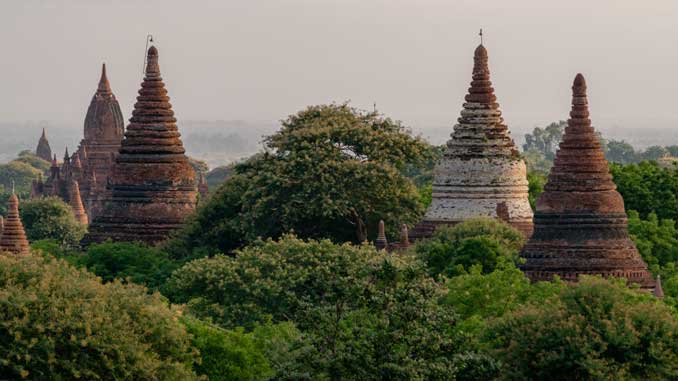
{"left": 488, "top": 276, "right": 678, "bottom": 380}
{"left": 0, "top": 160, "right": 42, "bottom": 194}
{"left": 168, "top": 103, "right": 432, "bottom": 257}
{"left": 610, "top": 161, "right": 678, "bottom": 221}
{"left": 0, "top": 255, "right": 198, "bottom": 380}
{"left": 20, "top": 196, "right": 86, "bottom": 247}
{"left": 414, "top": 218, "right": 526, "bottom": 279}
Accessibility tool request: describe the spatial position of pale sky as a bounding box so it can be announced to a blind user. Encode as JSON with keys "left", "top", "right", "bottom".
{"left": 2, "top": 0, "right": 678, "bottom": 136}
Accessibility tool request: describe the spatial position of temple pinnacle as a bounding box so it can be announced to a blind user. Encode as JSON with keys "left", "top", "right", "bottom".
{"left": 97, "top": 63, "right": 112, "bottom": 95}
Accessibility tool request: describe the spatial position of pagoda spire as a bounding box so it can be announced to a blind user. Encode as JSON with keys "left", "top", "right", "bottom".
{"left": 654, "top": 275, "right": 664, "bottom": 298}
{"left": 69, "top": 181, "right": 88, "bottom": 225}
{"left": 375, "top": 220, "right": 388, "bottom": 250}
{"left": 84, "top": 45, "right": 197, "bottom": 245}
{"left": 520, "top": 74, "right": 653, "bottom": 289}
{"left": 0, "top": 191, "right": 30, "bottom": 256}
{"left": 97, "top": 63, "right": 112, "bottom": 95}
{"left": 36, "top": 128, "right": 53, "bottom": 162}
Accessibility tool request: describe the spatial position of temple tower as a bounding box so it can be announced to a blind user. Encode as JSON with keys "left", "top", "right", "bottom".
{"left": 79, "top": 63, "right": 125, "bottom": 219}
{"left": 35, "top": 128, "right": 52, "bottom": 162}
{"left": 84, "top": 46, "right": 197, "bottom": 245}
{"left": 520, "top": 74, "right": 654, "bottom": 289}
{"left": 0, "top": 193, "right": 30, "bottom": 256}
{"left": 411, "top": 43, "right": 533, "bottom": 239}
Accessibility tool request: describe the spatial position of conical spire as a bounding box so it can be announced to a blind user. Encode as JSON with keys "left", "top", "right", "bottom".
{"left": 520, "top": 74, "right": 653, "bottom": 289}
{"left": 400, "top": 224, "right": 410, "bottom": 247}
{"left": 36, "top": 128, "right": 52, "bottom": 162}
{"left": 69, "top": 181, "right": 88, "bottom": 225}
{"left": 375, "top": 220, "right": 388, "bottom": 250}
{"left": 411, "top": 42, "right": 533, "bottom": 240}
{"left": 97, "top": 63, "right": 112, "bottom": 95}
{"left": 654, "top": 275, "right": 664, "bottom": 298}
{"left": 0, "top": 193, "right": 30, "bottom": 256}
{"left": 84, "top": 45, "right": 197, "bottom": 246}
{"left": 72, "top": 153, "right": 82, "bottom": 169}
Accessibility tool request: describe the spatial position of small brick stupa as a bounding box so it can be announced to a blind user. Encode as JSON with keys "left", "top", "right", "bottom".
{"left": 35, "top": 128, "right": 52, "bottom": 162}
{"left": 520, "top": 74, "right": 654, "bottom": 289}
{"left": 0, "top": 193, "right": 30, "bottom": 256}
{"left": 411, "top": 44, "right": 533, "bottom": 239}
{"left": 84, "top": 46, "right": 197, "bottom": 245}
{"left": 70, "top": 180, "right": 88, "bottom": 225}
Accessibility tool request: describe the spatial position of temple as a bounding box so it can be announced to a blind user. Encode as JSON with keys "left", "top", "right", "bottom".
{"left": 70, "top": 180, "right": 89, "bottom": 225}
{"left": 35, "top": 128, "right": 52, "bottom": 162}
{"left": 410, "top": 43, "right": 533, "bottom": 239}
{"left": 31, "top": 63, "right": 124, "bottom": 221}
{"left": 520, "top": 74, "right": 655, "bottom": 289}
{"left": 83, "top": 46, "right": 197, "bottom": 245}
{"left": 0, "top": 193, "right": 30, "bottom": 256}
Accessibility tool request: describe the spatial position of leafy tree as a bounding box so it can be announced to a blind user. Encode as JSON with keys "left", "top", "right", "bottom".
{"left": 627, "top": 211, "right": 678, "bottom": 269}
{"left": 0, "top": 255, "right": 198, "bottom": 380}
{"left": 666, "top": 145, "right": 678, "bottom": 157}
{"left": 527, "top": 170, "right": 546, "bottom": 210}
{"left": 641, "top": 145, "right": 670, "bottom": 161}
{"left": 166, "top": 235, "right": 483, "bottom": 380}
{"left": 606, "top": 139, "right": 638, "bottom": 164}
{"left": 488, "top": 276, "right": 678, "bottom": 380}
{"left": 169, "top": 103, "right": 432, "bottom": 257}
{"left": 187, "top": 156, "right": 209, "bottom": 175}
{"left": 181, "top": 317, "right": 274, "bottom": 381}
{"left": 414, "top": 218, "right": 526, "bottom": 279}
{"left": 206, "top": 164, "right": 234, "bottom": 189}
{"left": 16, "top": 150, "right": 51, "bottom": 172}
{"left": 0, "top": 160, "right": 42, "bottom": 194}
{"left": 522, "top": 149, "right": 553, "bottom": 173}
{"left": 610, "top": 161, "right": 678, "bottom": 221}
{"left": 19, "top": 196, "right": 86, "bottom": 247}
{"left": 523, "top": 121, "right": 566, "bottom": 160}
{"left": 79, "top": 242, "right": 179, "bottom": 290}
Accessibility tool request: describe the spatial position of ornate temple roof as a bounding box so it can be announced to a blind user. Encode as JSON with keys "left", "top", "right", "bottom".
{"left": 70, "top": 181, "right": 88, "bottom": 225}
{"left": 36, "top": 128, "right": 52, "bottom": 162}
{"left": 520, "top": 74, "right": 654, "bottom": 289}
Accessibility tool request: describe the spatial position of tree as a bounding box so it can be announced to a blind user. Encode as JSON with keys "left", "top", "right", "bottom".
{"left": 641, "top": 145, "right": 670, "bottom": 161}
{"left": 414, "top": 218, "right": 526, "bottom": 279}
{"left": 0, "top": 255, "right": 198, "bottom": 380}
{"left": 187, "top": 156, "right": 209, "bottom": 175}
{"left": 610, "top": 161, "right": 678, "bottom": 221}
{"left": 165, "top": 235, "right": 483, "bottom": 380}
{"left": 527, "top": 170, "right": 546, "bottom": 210}
{"left": 168, "top": 103, "right": 432, "bottom": 257}
{"left": 16, "top": 150, "right": 51, "bottom": 172}
{"left": 206, "top": 164, "right": 234, "bottom": 189}
{"left": 488, "top": 276, "right": 678, "bottom": 380}
{"left": 79, "top": 242, "right": 179, "bottom": 291}
{"left": 606, "top": 139, "right": 638, "bottom": 164}
{"left": 20, "top": 196, "right": 86, "bottom": 247}
{"left": 523, "top": 121, "right": 566, "bottom": 160}
{"left": 0, "top": 160, "right": 42, "bottom": 194}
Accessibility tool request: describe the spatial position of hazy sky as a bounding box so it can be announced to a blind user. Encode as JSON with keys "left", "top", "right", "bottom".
{"left": 2, "top": 0, "right": 678, "bottom": 136}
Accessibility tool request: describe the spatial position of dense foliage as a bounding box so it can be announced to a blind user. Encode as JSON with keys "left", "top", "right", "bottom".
{"left": 80, "top": 242, "right": 179, "bottom": 291}
{"left": 415, "top": 219, "right": 526, "bottom": 279}
{"left": 488, "top": 276, "right": 678, "bottom": 380}
{"left": 0, "top": 255, "right": 198, "bottom": 380}
{"left": 19, "top": 197, "right": 86, "bottom": 247}
{"left": 611, "top": 161, "right": 678, "bottom": 221}
{"left": 170, "top": 104, "right": 433, "bottom": 257}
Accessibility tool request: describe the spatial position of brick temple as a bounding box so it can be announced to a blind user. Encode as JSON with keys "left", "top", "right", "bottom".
{"left": 0, "top": 192, "right": 30, "bottom": 256}
{"left": 410, "top": 43, "right": 533, "bottom": 239}
{"left": 520, "top": 74, "right": 655, "bottom": 289}
{"left": 32, "top": 63, "right": 124, "bottom": 221}
{"left": 83, "top": 46, "right": 197, "bottom": 245}
{"left": 35, "top": 128, "right": 52, "bottom": 162}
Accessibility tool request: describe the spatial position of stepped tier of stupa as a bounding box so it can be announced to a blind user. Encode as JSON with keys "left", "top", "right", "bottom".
{"left": 520, "top": 74, "right": 654, "bottom": 289}
{"left": 0, "top": 193, "right": 30, "bottom": 256}
{"left": 410, "top": 44, "right": 533, "bottom": 239}
{"left": 83, "top": 46, "right": 197, "bottom": 245}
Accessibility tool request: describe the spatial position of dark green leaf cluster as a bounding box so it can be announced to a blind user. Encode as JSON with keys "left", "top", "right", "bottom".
{"left": 20, "top": 196, "right": 86, "bottom": 247}
{"left": 611, "top": 161, "right": 678, "bottom": 221}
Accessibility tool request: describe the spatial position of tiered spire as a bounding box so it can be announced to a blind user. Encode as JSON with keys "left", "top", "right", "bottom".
{"left": 84, "top": 46, "right": 197, "bottom": 245}
{"left": 35, "top": 128, "right": 52, "bottom": 162}
{"left": 375, "top": 220, "right": 387, "bottom": 250}
{"left": 410, "top": 42, "right": 533, "bottom": 239}
{"left": 520, "top": 74, "right": 654, "bottom": 289}
{"left": 0, "top": 193, "right": 30, "bottom": 256}
{"left": 97, "top": 63, "right": 112, "bottom": 95}
{"left": 70, "top": 181, "right": 88, "bottom": 225}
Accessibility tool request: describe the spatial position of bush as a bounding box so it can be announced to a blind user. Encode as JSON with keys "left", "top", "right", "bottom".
{"left": 80, "top": 242, "right": 179, "bottom": 290}
{"left": 20, "top": 197, "right": 86, "bottom": 246}
{"left": 488, "top": 276, "right": 678, "bottom": 380}
{"left": 0, "top": 255, "right": 198, "bottom": 380}
{"left": 415, "top": 218, "right": 526, "bottom": 278}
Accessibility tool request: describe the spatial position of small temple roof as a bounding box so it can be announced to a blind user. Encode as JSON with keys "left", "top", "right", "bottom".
{"left": 69, "top": 181, "right": 88, "bottom": 225}
{"left": 654, "top": 275, "right": 664, "bottom": 298}
{"left": 0, "top": 193, "right": 30, "bottom": 256}
{"left": 36, "top": 128, "right": 52, "bottom": 162}
{"left": 375, "top": 220, "right": 387, "bottom": 250}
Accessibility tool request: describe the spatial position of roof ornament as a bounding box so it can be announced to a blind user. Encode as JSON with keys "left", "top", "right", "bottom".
{"left": 142, "top": 34, "right": 154, "bottom": 74}
{"left": 479, "top": 28, "right": 483, "bottom": 45}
